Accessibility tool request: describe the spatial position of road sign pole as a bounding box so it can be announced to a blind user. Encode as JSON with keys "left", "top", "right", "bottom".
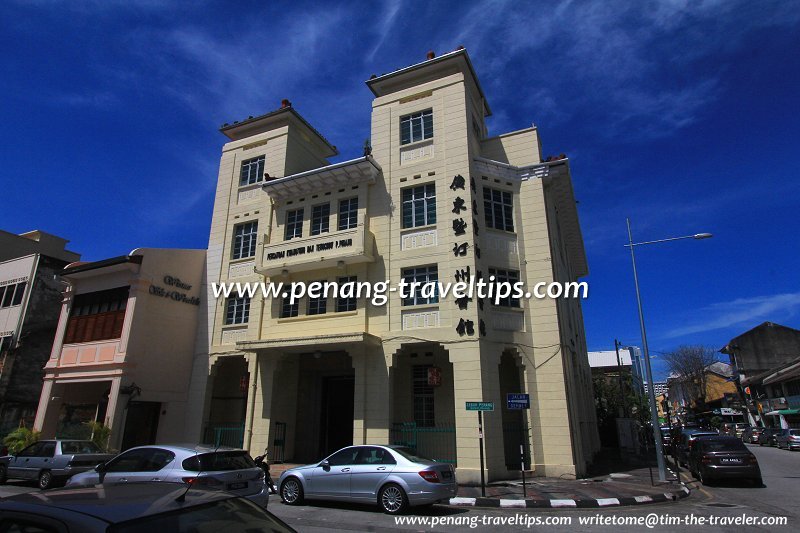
{"left": 478, "top": 410, "right": 486, "bottom": 497}
{"left": 520, "top": 443, "right": 526, "bottom": 498}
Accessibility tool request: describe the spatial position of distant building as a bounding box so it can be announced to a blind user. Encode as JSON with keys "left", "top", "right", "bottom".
{"left": 33, "top": 248, "right": 205, "bottom": 450}
{"left": 721, "top": 322, "right": 800, "bottom": 428}
{"left": 0, "top": 230, "right": 79, "bottom": 436}
{"left": 666, "top": 361, "right": 740, "bottom": 424}
{"left": 644, "top": 381, "right": 667, "bottom": 397}
{"left": 588, "top": 347, "right": 644, "bottom": 395}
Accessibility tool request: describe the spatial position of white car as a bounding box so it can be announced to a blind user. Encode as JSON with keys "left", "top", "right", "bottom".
{"left": 67, "top": 444, "right": 269, "bottom": 508}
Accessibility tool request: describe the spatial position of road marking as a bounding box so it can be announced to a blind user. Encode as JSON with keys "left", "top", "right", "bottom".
{"left": 550, "top": 499, "right": 577, "bottom": 507}
{"left": 597, "top": 498, "right": 620, "bottom": 506}
{"left": 499, "top": 499, "right": 527, "bottom": 508}
{"left": 634, "top": 495, "right": 653, "bottom": 503}
{"left": 449, "top": 497, "right": 476, "bottom": 506}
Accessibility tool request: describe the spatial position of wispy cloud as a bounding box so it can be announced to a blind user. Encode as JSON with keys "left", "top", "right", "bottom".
{"left": 366, "top": 0, "right": 402, "bottom": 62}
{"left": 664, "top": 292, "right": 800, "bottom": 338}
{"left": 48, "top": 91, "right": 118, "bottom": 108}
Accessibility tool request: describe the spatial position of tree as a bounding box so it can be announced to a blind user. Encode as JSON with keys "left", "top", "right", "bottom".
{"left": 84, "top": 421, "right": 113, "bottom": 452}
{"left": 662, "top": 345, "right": 720, "bottom": 409}
{"left": 3, "top": 427, "right": 40, "bottom": 454}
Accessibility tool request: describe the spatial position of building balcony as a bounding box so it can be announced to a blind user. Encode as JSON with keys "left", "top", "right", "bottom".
{"left": 258, "top": 224, "right": 375, "bottom": 276}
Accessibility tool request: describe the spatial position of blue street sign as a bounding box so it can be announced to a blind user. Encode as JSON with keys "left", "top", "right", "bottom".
{"left": 507, "top": 393, "right": 530, "bottom": 410}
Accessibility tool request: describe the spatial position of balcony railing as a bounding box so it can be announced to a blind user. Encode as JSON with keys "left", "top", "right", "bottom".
{"left": 258, "top": 224, "right": 374, "bottom": 276}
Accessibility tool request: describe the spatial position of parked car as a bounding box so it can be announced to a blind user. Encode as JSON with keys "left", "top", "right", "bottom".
{"left": 278, "top": 445, "right": 457, "bottom": 514}
{"left": 67, "top": 444, "right": 269, "bottom": 508}
{"left": 0, "top": 481, "right": 295, "bottom": 533}
{"left": 775, "top": 428, "right": 800, "bottom": 450}
{"left": 742, "top": 426, "right": 762, "bottom": 444}
{"left": 0, "top": 439, "right": 113, "bottom": 489}
{"left": 757, "top": 428, "right": 779, "bottom": 446}
{"left": 688, "top": 436, "right": 762, "bottom": 486}
{"left": 673, "top": 428, "right": 719, "bottom": 466}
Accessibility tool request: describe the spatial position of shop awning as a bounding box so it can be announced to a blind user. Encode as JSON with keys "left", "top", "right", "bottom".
{"left": 764, "top": 409, "right": 800, "bottom": 416}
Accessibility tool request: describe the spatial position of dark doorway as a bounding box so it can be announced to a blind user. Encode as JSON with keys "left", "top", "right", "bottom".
{"left": 121, "top": 401, "right": 161, "bottom": 450}
{"left": 319, "top": 376, "right": 354, "bottom": 457}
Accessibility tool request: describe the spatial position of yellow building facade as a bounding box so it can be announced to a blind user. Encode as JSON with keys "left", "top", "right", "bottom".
{"left": 187, "top": 49, "right": 599, "bottom": 481}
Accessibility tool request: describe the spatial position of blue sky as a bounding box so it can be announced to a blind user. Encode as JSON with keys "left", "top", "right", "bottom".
{"left": 2, "top": 1, "right": 799, "bottom": 379}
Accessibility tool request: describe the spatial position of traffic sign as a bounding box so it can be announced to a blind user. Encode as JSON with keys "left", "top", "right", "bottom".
{"left": 466, "top": 401, "right": 494, "bottom": 411}
{"left": 507, "top": 393, "right": 530, "bottom": 410}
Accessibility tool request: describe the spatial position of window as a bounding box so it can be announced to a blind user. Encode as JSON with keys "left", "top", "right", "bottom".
{"left": 182, "top": 451, "right": 255, "bottom": 471}
{"left": 239, "top": 155, "right": 265, "bottom": 186}
{"left": 402, "top": 266, "right": 438, "bottom": 306}
{"left": 232, "top": 221, "right": 258, "bottom": 259}
{"left": 338, "top": 197, "right": 358, "bottom": 230}
{"left": 307, "top": 281, "right": 327, "bottom": 315}
{"left": 105, "top": 448, "right": 175, "bottom": 473}
{"left": 483, "top": 187, "right": 514, "bottom": 232}
{"left": 356, "top": 447, "right": 396, "bottom": 465}
{"left": 285, "top": 208, "right": 303, "bottom": 240}
{"left": 64, "top": 287, "right": 129, "bottom": 344}
{"left": 0, "top": 336, "right": 12, "bottom": 354}
{"left": 280, "top": 296, "right": 298, "bottom": 318}
{"left": 311, "top": 203, "right": 330, "bottom": 236}
{"left": 400, "top": 109, "right": 433, "bottom": 145}
{"left": 326, "top": 447, "right": 359, "bottom": 466}
{"left": 413, "top": 365, "right": 435, "bottom": 427}
{"left": 0, "top": 281, "right": 26, "bottom": 308}
{"left": 225, "top": 296, "right": 250, "bottom": 325}
{"left": 335, "top": 276, "right": 357, "bottom": 312}
{"left": 401, "top": 184, "right": 436, "bottom": 228}
{"left": 488, "top": 267, "right": 520, "bottom": 308}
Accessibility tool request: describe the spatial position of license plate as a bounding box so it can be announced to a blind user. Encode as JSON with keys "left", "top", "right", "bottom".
{"left": 720, "top": 458, "right": 741, "bottom": 463}
{"left": 442, "top": 471, "right": 453, "bottom": 480}
{"left": 227, "top": 482, "right": 248, "bottom": 490}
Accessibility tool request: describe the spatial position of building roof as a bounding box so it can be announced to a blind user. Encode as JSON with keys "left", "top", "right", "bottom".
{"left": 219, "top": 103, "right": 338, "bottom": 157}
{"left": 588, "top": 350, "right": 632, "bottom": 368}
{"left": 0, "top": 229, "right": 80, "bottom": 263}
{"left": 720, "top": 321, "right": 800, "bottom": 353}
{"left": 366, "top": 48, "right": 492, "bottom": 117}
{"left": 261, "top": 156, "right": 382, "bottom": 201}
{"left": 62, "top": 255, "right": 143, "bottom": 277}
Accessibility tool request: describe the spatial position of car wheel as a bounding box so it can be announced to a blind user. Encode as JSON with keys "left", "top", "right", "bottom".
{"left": 0, "top": 464, "right": 7, "bottom": 484}
{"left": 38, "top": 470, "right": 52, "bottom": 490}
{"left": 280, "top": 477, "right": 304, "bottom": 505}
{"left": 752, "top": 477, "right": 763, "bottom": 487}
{"left": 379, "top": 483, "right": 408, "bottom": 515}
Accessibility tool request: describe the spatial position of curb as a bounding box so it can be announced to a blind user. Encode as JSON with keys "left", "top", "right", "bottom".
{"left": 448, "top": 484, "right": 690, "bottom": 509}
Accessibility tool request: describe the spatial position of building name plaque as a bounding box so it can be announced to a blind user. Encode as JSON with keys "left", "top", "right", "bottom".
{"left": 266, "top": 238, "right": 353, "bottom": 261}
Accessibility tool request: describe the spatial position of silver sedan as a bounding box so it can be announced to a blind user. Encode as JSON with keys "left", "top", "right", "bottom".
{"left": 66, "top": 444, "right": 269, "bottom": 508}
{"left": 277, "top": 445, "right": 457, "bottom": 514}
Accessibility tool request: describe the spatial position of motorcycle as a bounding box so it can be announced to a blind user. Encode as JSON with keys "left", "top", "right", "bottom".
{"left": 253, "top": 448, "right": 277, "bottom": 494}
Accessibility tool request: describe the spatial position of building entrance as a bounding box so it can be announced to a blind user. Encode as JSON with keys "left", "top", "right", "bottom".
{"left": 121, "top": 401, "right": 160, "bottom": 450}
{"left": 319, "top": 376, "right": 354, "bottom": 458}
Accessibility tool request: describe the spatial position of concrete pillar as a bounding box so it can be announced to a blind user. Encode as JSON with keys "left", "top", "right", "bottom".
{"left": 248, "top": 354, "right": 278, "bottom": 455}
{"left": 33, "top": 380, "right": 63, "bottom": 437}
{"left": 184, "top": 352, "right": 214, "bottom": 443}
{"left": 105, "top": 377, "right": 124, "bottom": 451}
{"left": 447, "top": 341, "right": 485, "bottom": 484}
{"left": 351, "top": 345, "right": 367, "bottom": 445}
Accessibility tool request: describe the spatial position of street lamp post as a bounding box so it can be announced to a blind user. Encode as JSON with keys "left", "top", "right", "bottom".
{"left": 625, "top": 218, "right": 712, "bottom": 483}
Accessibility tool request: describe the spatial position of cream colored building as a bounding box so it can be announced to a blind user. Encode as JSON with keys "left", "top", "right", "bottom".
{"left": 34, "top": 248, "right": 205, "bottom": 451}
{"left": 187, "top": 48, "right": 599, "bottom": 481}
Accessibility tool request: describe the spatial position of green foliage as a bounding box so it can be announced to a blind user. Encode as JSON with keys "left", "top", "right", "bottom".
{"left": 84, "top": 421, "right": 112, "bottom": 452}
{"left": 3, "top": 427, "right": 40, "bottom": 454}
{"left": 709, "top": 416, "right": 722, "bottom": 429}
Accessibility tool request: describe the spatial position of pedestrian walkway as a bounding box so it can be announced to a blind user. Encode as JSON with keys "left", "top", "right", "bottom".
{"left": 451, "top": 449, "right": 689, "bottom": 509}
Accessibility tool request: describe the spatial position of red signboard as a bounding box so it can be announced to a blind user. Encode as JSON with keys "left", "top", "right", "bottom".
{"left": 427, "top": 366, "right": 442, "bottom": 387}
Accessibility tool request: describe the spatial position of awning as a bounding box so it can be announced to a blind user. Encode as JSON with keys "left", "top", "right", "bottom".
{"left": 764, "top": 409, "right": 800, "bottom": 416}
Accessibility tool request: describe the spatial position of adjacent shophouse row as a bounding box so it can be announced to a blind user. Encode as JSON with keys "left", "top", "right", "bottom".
{"left": 33, "top": 248, "right": 205, "bottom": 451}
{"left": 186, "top": 48, "right": 599, "bottom": 481}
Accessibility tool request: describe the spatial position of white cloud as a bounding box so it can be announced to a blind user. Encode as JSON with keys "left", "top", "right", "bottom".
{"left": 664, "top": 293, "right": 800, "bottom": 338}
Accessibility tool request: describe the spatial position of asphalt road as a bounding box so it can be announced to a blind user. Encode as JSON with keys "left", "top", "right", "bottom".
{"left": 267, "top": 443, "right": 799, "bottom": 532}
{"left": 0, "top": 443, "right": 796, "bottom": 532}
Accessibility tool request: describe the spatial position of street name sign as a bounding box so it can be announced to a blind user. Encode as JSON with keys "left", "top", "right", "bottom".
{"left": 506, "top": 393, "right": 530, "bottom": 410}
{"left": 465, "top": 401, "right": 494, "bottom": 411}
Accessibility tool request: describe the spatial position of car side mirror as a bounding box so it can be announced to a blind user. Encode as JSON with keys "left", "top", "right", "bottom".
{"left": 96, "top": 462, "right": 107, "bottom": 483}
{"left": 320, "top": 460, "right": 330, "bottom": 471}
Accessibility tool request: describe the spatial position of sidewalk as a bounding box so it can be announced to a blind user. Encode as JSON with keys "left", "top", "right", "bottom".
{"left": 450, "top": 449, "right": 690, "bottom": 509}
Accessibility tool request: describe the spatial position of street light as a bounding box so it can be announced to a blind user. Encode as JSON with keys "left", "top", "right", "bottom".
{"left": 624, "top": 219, "right": 712, "bottom": 482}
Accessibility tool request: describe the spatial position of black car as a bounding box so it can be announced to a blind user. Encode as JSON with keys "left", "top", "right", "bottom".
{"left": 673, "top": 428, "right": 719, "bottom": 466}
{"left": 741, "top": 426, "right": 761, "bottom": 444}
{"left": 688, "top": 436, "right": 762, "bottom": 486}
{"left": 757, "top": 428, "right": 779, "bottom": 446}
{"left": 0, "top": 482, "right": 295, "bottom": 532}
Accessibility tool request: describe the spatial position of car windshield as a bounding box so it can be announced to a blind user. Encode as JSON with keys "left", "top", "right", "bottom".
{"left": 110, "top": 498, "right": 294, "bottom": 533}
{"left": 60, "top": 441, "right": 101, "bottom": 454}
{"left": 391, "top": 447, "right": 433, "bottom": 463}
{"left": 703, "top": 440, "right": 747, "bottom": 452}
{"left": 182, "top": 451, "right": 255, "bottom": 472}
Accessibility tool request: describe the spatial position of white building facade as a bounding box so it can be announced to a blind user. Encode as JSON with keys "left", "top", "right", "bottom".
{"left": 187, "top": 49, "right": 599, "bottom": 481}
